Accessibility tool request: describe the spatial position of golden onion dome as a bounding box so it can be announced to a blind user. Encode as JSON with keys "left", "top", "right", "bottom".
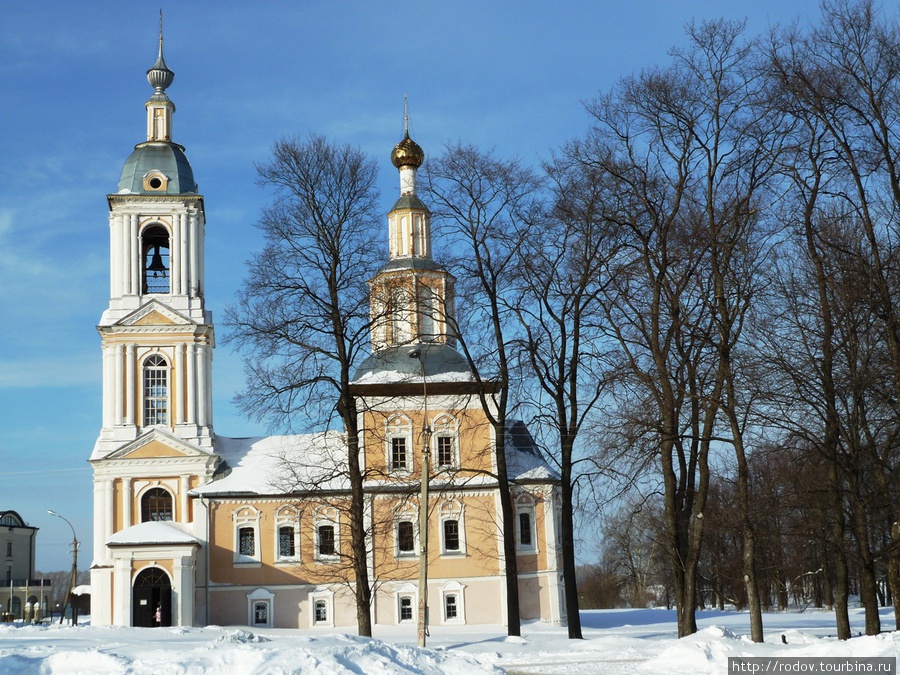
{"left": 391, "top": 133, "right": 425, "bottom": 169}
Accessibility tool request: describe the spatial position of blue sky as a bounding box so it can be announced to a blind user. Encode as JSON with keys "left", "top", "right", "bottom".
{"left": 0, "top": 1, "right": 825, "bottom": 571}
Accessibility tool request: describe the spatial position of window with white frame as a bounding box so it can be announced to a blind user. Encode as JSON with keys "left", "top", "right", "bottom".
{"left": 274, "top": 505, "right": 300, "bottom": 563}
{"left": 233, "top": 506, "right": 261, "bottom": 564}
{"left": 432, "top": 415, "right": 458, "bottom": 469}
{"left": 142, "top": 354, "right": 168, "bottom": 426}
{"left": 439, "top": 499, "right": 466, "bottom": 556}
{"left": 394, "top": 583, "right": 417, "bottom": 624}
{"left": 239, "top": 527, "right": 255, "bottom": 556}
{"left": 399, "top": 594, "right": 414, "bottom": 622}
{"left": 395, "top": 513, "right": 417, "bottom": 558}
{"left": 246, "top": 588, "right": 274, "bottom": 628}
{"left": 443, "top": 519, "right": 460, "bottom": 552}
{"left": 309, "top": 591, "right": 334, "bottom": 627}
{"left": 314, "top": 507, "right": 339, "bottom": 562}
{"left": 386, "top": 416, "right": 413, "bottom": 473}
{"left": 440, "top": 581, "right": 466, "bottom": 624}
{"left": 515, "top": 493, "right": 538, "bottom": 553}
{"left": 141, "top": 487, "right": 174, "bottom": 522}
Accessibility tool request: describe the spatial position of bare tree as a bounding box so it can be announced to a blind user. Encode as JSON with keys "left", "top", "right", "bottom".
{"left": 225, "top": 135, "right": 383, "bottom": 636}
{"left": 422, "top": 144, "right": 542, "bottom": 636}
{"left": 578, "top": 18, "right": 776, "bottom": 638}
{"left": 767, "top": 0, "right": 900, "bottom": 634}
{"left": 512, "top": 153, "right": 617, "bottom": 639}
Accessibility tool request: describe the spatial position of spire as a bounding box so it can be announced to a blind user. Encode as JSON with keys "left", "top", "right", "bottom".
{"left": 146, "top": 10, "right": 174, "bottom": 93}
{"left": 404, "top": 94, "right": 410, "bottom": 138}
{"left": 144, "top": 11, "right": 175, "bottom": 143}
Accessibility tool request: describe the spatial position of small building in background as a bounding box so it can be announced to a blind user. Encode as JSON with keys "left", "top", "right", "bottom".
{"left": 0, "top": 511, "right": 52, "bottom": 622}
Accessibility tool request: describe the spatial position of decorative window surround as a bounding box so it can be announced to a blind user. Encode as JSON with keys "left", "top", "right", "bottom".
{"left": 386, "top": 415, "right": 413, "bottom": 474}
{"left": 274, "top": 505, "right": 300, "bottom": 564}
{"left": 440, "top": 580, "right": 466, "bottom": 624}
{"left": 247, "top": 587, "right": 274, "bottom": 628}
{"left": 439, "top": 499, "right": 466, "bottom": 556}
{"left": 314, "top": 507, "right": 340, "bottom": 563}
{"left": 515, "top": 493, "right": 538, "bottom": 555}
{"left": 233, "top": 505, "right": 261, "bottom": 566}
{"left": 309, "top": 590, "right": 334, "bottom": 627}
{"left": 432, "top": 414, "right": 459, "bottom": 469}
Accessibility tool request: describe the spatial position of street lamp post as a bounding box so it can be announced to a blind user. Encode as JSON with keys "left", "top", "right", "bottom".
{"left": 409, "top": 349, "right": 431, "bottom": 648}
{"left": 47, "top": 510, "right": 78, "bottom": 626}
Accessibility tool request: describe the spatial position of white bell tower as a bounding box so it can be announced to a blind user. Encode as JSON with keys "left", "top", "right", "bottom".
{"left": 93, "top": 25, "right": 214, "bottom": 458}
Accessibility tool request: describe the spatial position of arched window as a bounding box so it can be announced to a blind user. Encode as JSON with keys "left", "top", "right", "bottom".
{"left": 390, "top": 288, "right": 411, "bottom": 345}
{"left": 418, "top": 284, "right": 437, "bottom": 341}
{"left": 141, "top": 487, "right": 173, "bottom": 522}
{"left": 141, "top": 225, "right": 170, "bottom": 294}
{"left": 143, "top": 355, "right": 168, "bottom": 426}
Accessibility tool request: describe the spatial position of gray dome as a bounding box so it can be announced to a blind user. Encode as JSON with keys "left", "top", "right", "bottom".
{"left": 352, "top": 343, "right": 474, "bottom": 385}
{"left": 117, "top": 141, "right": 197, "bottom": 195}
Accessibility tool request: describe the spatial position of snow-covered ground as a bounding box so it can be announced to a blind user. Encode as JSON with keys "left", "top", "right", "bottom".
{"left": 0, "top": 607, "right": 898, "bottom": 674}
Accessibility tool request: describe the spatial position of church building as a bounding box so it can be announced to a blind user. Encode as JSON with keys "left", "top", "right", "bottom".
{"left": 89, "top": 30, "right": 563, "bottom": 630}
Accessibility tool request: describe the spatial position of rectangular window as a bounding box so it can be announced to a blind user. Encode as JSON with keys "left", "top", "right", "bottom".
{"left": 445, "top": 594, "right": 458, "bottom": 620}
{"left": 443, "top": 519, "right": 459, "bottom": 552}
{"left": 278, "top": 526, "right": 295, "bottom": 558}
{"left": 519, "top": 512, "right": 532, "bottom": 548}
{"left": 397, "top": 521, "right": 415, "bottom": 555}
{"left": 391, "top": 437, "right": 408, "bottom": 471}
{"left": 239, "top": 527, "right": 255, "bottom": 557}
{"left": 399, "top": 596, "right": 413, "bottom": 622}
{"left": 5, "top": 542, "right": 11, "bottom": 557}
{"left": 436, "top": 436, "right": 453, "bottom": 467}
{"left": 314, "top": 599, "right": 328, "bottom": 624}
{"left": 253, "top": 601, "right": 268, "bottom": 625}
{"left": 318, "top": 525, "right": 336, "bottom": 557}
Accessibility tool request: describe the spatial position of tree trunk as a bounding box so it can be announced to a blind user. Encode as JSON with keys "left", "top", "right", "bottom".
{"left": 560, "top": 439, "right": 582, "bottom": 639}
{"left": 828, "top": 459, "right": 851, "bottom": 640}
{"left": 890, "top": 522, "right": 900, "bottom": 630}
{"left": 850, "top": 488, "right": 881, "bottom": 635}
{"left": 494, "top": 421, "right": 522, "bottom": 637}
{"left": 343, "top": 398, "right": 372, "bottom": 637}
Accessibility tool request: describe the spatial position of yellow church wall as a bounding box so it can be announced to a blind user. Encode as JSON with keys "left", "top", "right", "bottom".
{"left": 113, "top": 479, "right": 124, "bottom": 532}
{"left": 123, "top": 440, "right": 186, "bottom": 459}
{"left": 361, "top": 406, "right": 494, "bottom": 478}
{"left": 132, "top": 559, "right": 173, "bottom": 577}
{"left": 207, "top": 500, "right": 353, "bottom": 586}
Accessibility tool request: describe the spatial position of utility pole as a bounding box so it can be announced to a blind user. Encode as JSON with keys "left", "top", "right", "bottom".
{"left": 409, "top": 349, "right": 431, "bottom": 647}
{"left": 47, "top": 510, "right": 78, "bottom": 626}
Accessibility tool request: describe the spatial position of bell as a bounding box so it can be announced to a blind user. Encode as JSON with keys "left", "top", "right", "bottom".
{"left": 147, "top": 247, "right": 168, "bottom": 277}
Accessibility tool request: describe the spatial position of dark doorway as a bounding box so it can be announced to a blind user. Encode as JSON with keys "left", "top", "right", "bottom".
{"left": 132, "top": 567, "right": 172, "bottom": 627}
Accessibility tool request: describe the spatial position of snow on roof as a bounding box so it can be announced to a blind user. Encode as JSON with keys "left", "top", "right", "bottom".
{"left": 505, "top": 420, "right": 559, "bottom": 481}
{"left": 106, "top": 521, "right": 199, "bottom": 546}
{"left": 194, "top": 432, "right": 348, "bottom": 497}
{"left": 351, "top": 344, "right": 476, "bottom": 386}
{"left": 193, "top": 425, "right": 555, "bottom": 498}
{"left": 72, "top": 585, "right": 91, "bottom": 596}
